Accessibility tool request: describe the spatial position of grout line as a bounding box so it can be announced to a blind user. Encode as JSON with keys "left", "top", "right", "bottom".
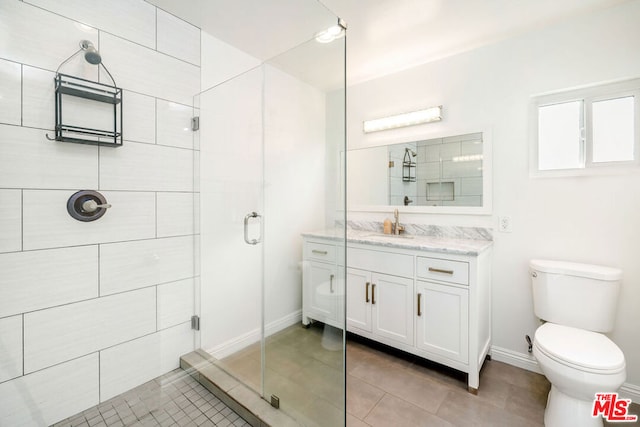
{"left": 20, "top": 64, "right": 23, "bottom": 127}
{"left": 155, "top": 6, "right": 158, "bottom": 51}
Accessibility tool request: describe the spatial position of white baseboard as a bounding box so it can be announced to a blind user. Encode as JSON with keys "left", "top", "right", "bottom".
{"left": 490, "top": 345, "right": 542, "bottom": 374}
{"left": 206, "top": 310, "right": 302, "bottom": 359}
{"left": 490, "top": 345, "right": 639, "bottom": 403}
{"left": 619, "top": 382, "right": 640, "bottom": 403}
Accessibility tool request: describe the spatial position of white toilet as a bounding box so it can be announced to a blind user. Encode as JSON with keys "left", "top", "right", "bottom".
{"left": 530, "top": 259, "right": 626, "bottom": 427}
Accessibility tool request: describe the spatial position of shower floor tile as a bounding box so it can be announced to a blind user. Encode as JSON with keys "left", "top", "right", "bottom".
{"left": 52, "top": 369, "right": 251, "bottom": 427}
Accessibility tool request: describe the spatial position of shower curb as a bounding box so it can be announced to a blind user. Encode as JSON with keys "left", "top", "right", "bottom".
{"left": 180, "top": 350, "right": 299, "bottom": 427}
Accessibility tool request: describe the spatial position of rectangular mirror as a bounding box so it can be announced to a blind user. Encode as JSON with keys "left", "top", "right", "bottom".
{"left": 347, "top": 131, "right": 492, "bottom": 214}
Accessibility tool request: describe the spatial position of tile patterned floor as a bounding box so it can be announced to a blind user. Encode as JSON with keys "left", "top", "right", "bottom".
{"left": 53, "top": 369, "right": 251, "bottom": 427}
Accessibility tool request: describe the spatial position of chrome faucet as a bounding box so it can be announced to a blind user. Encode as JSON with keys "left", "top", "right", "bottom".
{"left": 393, "top": 208, "right": 404, "bottom": 235}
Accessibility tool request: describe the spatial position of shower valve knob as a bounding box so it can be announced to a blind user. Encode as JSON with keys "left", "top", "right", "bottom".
{"left": 81, "top": 199, "right": 112, "bottom": 213}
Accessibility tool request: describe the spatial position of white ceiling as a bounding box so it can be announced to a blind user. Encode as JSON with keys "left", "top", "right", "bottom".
{"left": 148, "top": 0, "right": 630, "bottom": 87}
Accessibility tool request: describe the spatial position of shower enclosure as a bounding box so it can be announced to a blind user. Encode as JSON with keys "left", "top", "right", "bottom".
{"left": 0, "top": 0, "right": 345, "bottom": 425}
{"left": 195, "top": 9, "right": 347, "bottom": 427}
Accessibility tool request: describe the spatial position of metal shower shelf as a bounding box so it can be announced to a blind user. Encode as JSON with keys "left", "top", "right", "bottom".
{"left": 50, "top": 73, "right": 123, "bottom": 147}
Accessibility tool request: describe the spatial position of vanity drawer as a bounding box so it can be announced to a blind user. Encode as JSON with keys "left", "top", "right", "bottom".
{"left": 348, "top": 247, "right": 413, "bottom": 278}
{"left": 416, "top": 256, "right": 469, "bottom": 285}
{"left": 305, "top": 241, "right": 336, "bottom": 262}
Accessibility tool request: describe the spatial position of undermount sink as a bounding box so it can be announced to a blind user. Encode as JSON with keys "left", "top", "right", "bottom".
{"left": 364, "top": 233, "right": 415, "bottom": 240}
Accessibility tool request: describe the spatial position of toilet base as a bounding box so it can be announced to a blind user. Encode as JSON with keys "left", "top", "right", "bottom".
{"left": 545, "top": 385, "right": 602, "bottom": 427}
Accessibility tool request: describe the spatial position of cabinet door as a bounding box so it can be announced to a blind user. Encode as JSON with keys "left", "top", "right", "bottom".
{"left": 346, "top": 268, "right": 372, "bottom": 332}
{"left": 371, "top": 273, "right": 414, "bottom": 346}
{"left": 416, "top": 281, "right": 469, "bottom": 363}
{"left": 305, "top": 261, "right": 338, "bottom": 323}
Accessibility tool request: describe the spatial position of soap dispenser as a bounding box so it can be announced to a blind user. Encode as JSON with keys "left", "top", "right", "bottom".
{"left": 383, "top": 219, "right": 392, "bottom": 234}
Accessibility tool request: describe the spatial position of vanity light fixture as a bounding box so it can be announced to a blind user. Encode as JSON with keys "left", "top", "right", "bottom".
{"left": 363, "top": 106, "right": 442, "bottom": 133}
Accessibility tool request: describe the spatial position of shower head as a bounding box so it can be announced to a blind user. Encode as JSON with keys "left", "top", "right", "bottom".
{"left": 405, "top": 148, "right": 417, "bottom": 157}
{"left": 80, "top": 40, "right": 101, "bottom": 65}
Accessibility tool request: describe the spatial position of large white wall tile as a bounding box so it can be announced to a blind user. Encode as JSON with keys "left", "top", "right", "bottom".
{"left": 100, "top": 142, "right": 194, "bottom": 192}
{"left": 25, "top": 0, "right": 156, "bottom": 49}
{"left": 23, "top": 66, "right": 111, "bottom": 132}
{"left": 157, "top": 99, "right": 194, "bottom": 149}
{"left": 23, "top": 190, "right": 155, "bottom": 250}
{"left": 99, "top": 33, "right": 199, "bottom": 105}
{"left": 100, "top": 322, "right": 193, "bottom": 401}
{"left": 0, "top": 315, "right": 22, "bottom": 383}
{"left": 157, "top": 278, "right": 194, "bottom": 330}
{"left": 123, "top": 90, "right": 156, "bottom": 144}
{"left": 0, "top": 190, "right": 21, "bottom": 253}
{"left": 100, "top": 236, "right": 195, "bottom": 296}
{"left": 0, "top": 125, "right": 98, "bottom": 190}
{"left": 157, "top": 192, "right": 195, "bottom": 237}
{"left": 157, "top": 10, "right": 200, "bottom": 66}
{"left": 0, "top": 1, "right": 98, "bottom": 77}
{"left": 0, "top": 246, "right": 98, "bottom": 318}
{"left": 24, "top": 288, "right": 155, "bottom": 373}
{"left": 0, "top": 354, "right": 98, "bottom": 426}
{"left": 0, "top": 59, "right": 21, "bottom": 125}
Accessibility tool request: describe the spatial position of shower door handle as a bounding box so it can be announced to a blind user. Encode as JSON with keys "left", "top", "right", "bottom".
{"left": 243, "top": 212, "right": 262, "bottom": 245}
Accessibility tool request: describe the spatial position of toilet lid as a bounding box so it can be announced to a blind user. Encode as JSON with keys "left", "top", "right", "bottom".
{"left": 535, "top": 323, "right": 625, "bottom": 373}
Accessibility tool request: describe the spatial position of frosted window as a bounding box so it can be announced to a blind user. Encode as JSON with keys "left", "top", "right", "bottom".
{"left": 592, "top": 96, "right": 635, "bottom": 163}
{"left": 538, "top": 101, "right": 583, "bottom": 170}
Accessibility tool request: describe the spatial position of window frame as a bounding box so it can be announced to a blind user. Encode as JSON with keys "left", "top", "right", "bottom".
{"left": 530, "top": 78, "right": 640, "bottom": 177}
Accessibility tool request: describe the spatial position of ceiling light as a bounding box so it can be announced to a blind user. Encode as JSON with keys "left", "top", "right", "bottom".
{"left": 315, "top": 24, "right": 345, "bottom": 44}
{"left": 363, "top": 106, "right": 442, "bottom": 133}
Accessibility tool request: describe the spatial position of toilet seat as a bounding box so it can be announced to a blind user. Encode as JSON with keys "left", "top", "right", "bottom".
{"left": 535, "top": 323, "right": 625, "bottom": 374}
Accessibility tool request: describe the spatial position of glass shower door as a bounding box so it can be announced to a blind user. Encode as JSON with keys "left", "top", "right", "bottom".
{"left": 262, "top": 31, "right": 347, "bottom": 426}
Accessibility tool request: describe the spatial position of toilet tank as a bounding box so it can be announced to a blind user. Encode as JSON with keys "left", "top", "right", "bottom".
{"left": 530, "top": 259, "right": 622, "bottom": 332}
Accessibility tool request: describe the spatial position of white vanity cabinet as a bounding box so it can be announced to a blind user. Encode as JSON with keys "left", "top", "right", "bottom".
{"left": 302, "top": 241, "right": 343, "bottom": 328}
{"left": 302, "top": 233, "right": 492, "bottom": 393}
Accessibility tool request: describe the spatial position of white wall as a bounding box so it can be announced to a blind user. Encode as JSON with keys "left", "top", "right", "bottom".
{"left": 0, "top": 1, "right": 199, "bottom": 424}
{"left": 344, "top": 0, "right": 640, "bottom": 392}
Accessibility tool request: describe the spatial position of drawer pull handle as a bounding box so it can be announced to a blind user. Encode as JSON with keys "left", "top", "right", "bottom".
{"left": 365, "top": 282, "right": 370, "bottom": 303}
{"left": 330, "top": 274, "right": 334, "bottom": 293}
{"left": 371, "top": 284, "right": 376, "bottom": 305}
{"left": 428, "top": 267, "right": 454, "bottom": 275}
{"left": 312, "top": 250, "right": 328, "bottom": 255}
{"left": 417, "top": 293, "right": 422, "bottom": 316}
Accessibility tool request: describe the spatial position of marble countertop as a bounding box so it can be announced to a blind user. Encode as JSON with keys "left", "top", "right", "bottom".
{"left": 302, "top": 229, "right": 493, "bottom": 256}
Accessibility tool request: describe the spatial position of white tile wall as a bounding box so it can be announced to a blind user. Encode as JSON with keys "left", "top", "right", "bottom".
{"left": 442, "top": 160, "right": 483, "bottom": 179}
{"left": 461, "top": 177, "right": 484, "bottom": 196}
{"left": 0, "top": 315, "right": 22, "bottom": 383}
{"left": 24, "top": 0, "right": 156, "bottom": 49}
{"left": 100, "top": 236, "right": 195, "bottom": 296}
{"left": 157, "top": 10, "right": 201, "bottom": 66}
{"left": 99, "top": 33, "right": 199, "bottom": 105}
{"left": 0, "top": 59, "right": 22, "bottom": 125}
{"left": 0, "top": 354, "right": 98, "bottom": 426}
{"left": 99, "top": 141, "right": 194, "bottom": 192}
{"left": 0, "top": 246, "right": 98, "bottom": 318}
{"left": 23, "top": 287, "right": 156, "bottom": 373}
{"left": 123, "top": 90, "right": 156, "bottom": 144}
{"left": 157, "top": 278, "right": 195, "bottom": 330}
{"left": 0, "top": 1, "right": 98, "bottom": 77}
{"left": 1, "top": 0, "right": 201, "bottom": 421}
{"left": 99, "top": 322, "right": 193, "bottom": 402}
{"left": 157, "top": 99, "right": 194, "bottom": 149}
{"left": 0, "top": 124, "right": 98, "bottom": 190}
{"left": 23, "top": 190, "right": 155, "bottom": 250}
{"left": 0, "top": 190, "right": 21, "bottom": 253}
{"left": 157, "top": 192, "right": 195, "bottom": 237}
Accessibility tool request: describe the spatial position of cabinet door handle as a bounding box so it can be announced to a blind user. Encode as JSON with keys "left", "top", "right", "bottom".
{"left": 312, "top": 250, "right": 328, "bottom": 255}
{"left": 428, "top": 267, "right": 454, "bottom": 275}
{"left": 371, "top": 284, "right": 376, "bottom": 304}
{"left": 417, "top": 293, "right": 422, "bottom": 316}
{"left": 365, "top": 282, "right": 370, "bottom": 303}
{"left": 330, "top": 274, "right": 334, "bottom": 293}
